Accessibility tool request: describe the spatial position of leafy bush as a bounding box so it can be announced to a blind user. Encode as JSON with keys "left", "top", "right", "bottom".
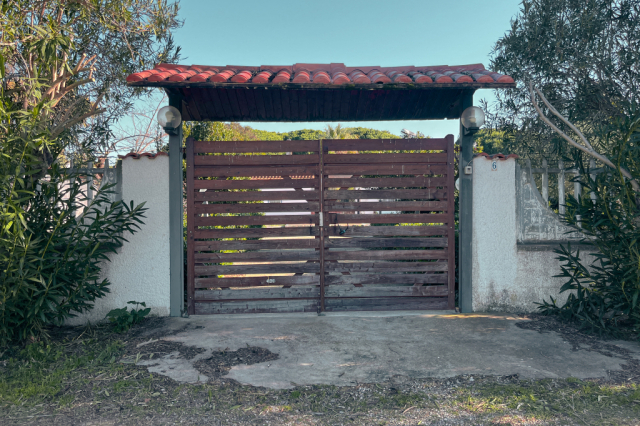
{"left": 0, "top": 162, "right": 147, "bottom": 344}
{"left": 106, "top": 301, "right": 151, "bottom": 333}
{"left": 538, "top": 117, "right": 640, "bottom": 336}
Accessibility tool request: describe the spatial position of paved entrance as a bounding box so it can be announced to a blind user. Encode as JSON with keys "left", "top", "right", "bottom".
{"left": 186, "top": 137, "right": 455, "bottom": 315}
{"left": 138, "top": 312, "right": 640, "bottom": 389}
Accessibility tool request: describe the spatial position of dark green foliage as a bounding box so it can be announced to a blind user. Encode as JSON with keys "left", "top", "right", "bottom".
{"left": 343, "top": 127, "right": 400, "bottom": 139}
{"left": 0, "top": 166, "right": 147, "bottom": 344}
{"left": 538, "top": 117, "right": 640, "bottom": 336}
{"left": 106, "top": 301, "right": 151, "bottom": 333}
{"left": 488, "top": 0, "right": 640, "bottom": 165}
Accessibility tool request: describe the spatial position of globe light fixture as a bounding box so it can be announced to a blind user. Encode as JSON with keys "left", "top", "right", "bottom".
{"left": 157, "top": 105, "right": 182, "bottom": 135}
{"left": 460, "top": 106, "right": 485, "bottom": 135}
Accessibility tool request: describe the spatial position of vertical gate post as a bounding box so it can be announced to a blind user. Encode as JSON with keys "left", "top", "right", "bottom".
{"left": 445, "top": 134, "right": 456, "bottom": 310}
{"left": 168, "top": 94, "right": 184, "bottom": 317}
{"left": 318, "top": 139, "right": 326, "bottom": 312}
{"left": 186, "top": 137, "right": 195, "bottom": 315}
{"left": 458, "top": 92, "right": 474, "bottom": 313}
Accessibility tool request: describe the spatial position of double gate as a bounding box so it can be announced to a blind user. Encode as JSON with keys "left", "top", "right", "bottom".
{"left": 186, "top": 136, "right": 455, "bottom": 315}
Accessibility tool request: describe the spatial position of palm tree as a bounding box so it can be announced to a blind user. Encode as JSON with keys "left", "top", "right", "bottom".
{"left": 322, "top": 124, "right": 355, "bottom": 139}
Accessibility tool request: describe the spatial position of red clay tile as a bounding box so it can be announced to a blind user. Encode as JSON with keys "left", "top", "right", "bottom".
{"left": 251, "top": 70, "right": 273, "bottom": 83}
{"left": 126, "top": 63, "right": 514, "bottom": 86}
{"left": 190, "top": 70, "right": 218, "bottom": 82}
{"left": 292, "top": 71, "right": 311, "bottom": 83}
{"left": 475, "top": 153, "right": 519, "bottom": 160}
{"left": 210, "top": 70, "right": 235, "bottom": 82}
{"left": 118, "top": 152, "right": 169, "bottom": 160}
{"left": 231, "top": 70, "right": 253, "bottom": 83}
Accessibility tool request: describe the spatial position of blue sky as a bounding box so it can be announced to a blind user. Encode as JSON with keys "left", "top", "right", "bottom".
{"left": 170, "top": 0, "right": 522, "bottom": 138}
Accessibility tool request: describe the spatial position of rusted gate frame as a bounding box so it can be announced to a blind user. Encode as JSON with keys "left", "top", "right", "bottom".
{"left": 186, "top": 136, "right": 455, "bottom": 315}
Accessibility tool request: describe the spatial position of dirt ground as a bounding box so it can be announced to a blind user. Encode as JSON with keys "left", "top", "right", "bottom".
{"left": 1, "top": 314, "right": 639, "bottom": 425}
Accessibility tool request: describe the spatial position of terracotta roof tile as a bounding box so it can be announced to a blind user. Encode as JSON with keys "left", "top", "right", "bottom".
{"left": 475, "top": 153, "right": 519, "bottom": 160}
{"left": 126, "top": 63, "right": 514, "bottom": 86}
{"left": 118, "top": 152, "right": 169, "bottom": 160}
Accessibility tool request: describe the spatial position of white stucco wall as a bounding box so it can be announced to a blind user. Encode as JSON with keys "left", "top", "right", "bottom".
{"left": 471, "top": 156, "right": 590, "bottom": 312}
{"left": 66, "top": 155, "right": 171, "bottom": 325}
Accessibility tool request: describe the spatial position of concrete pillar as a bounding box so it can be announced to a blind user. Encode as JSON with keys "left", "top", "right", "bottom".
{"left": 66, "top": 154, "right": 171, "bottom": 325}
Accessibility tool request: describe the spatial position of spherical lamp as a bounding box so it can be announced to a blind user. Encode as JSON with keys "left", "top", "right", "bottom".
{"left": 460, "top": 106, "right": 485, "bottom": 132}
{"left": 157, "top": 105, "right": 182, "bottom": 130}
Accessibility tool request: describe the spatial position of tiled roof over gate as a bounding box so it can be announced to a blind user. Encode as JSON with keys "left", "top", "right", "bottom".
{"left": 127, "top": 63, "right": 514, "bottom": 86}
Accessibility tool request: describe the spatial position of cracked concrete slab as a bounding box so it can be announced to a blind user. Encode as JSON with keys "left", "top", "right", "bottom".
{"left": 138, "top": 311, "right": 640, "bottom": 389}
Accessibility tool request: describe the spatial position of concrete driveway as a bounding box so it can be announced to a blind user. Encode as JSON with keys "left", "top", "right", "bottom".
{"left": 136, "top": 311, "right": 640, "bottom": 389}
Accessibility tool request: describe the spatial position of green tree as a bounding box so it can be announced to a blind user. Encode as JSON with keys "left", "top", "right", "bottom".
{"left": 488, "top": 0, "right": 640, "bottom": 165}
{"left": 322, "top": 124, "right": 355, "bottom": 139}
{"left": 1, "top": 0, "right": 182, "bottom": 163}
{"left": 344, "top": 127, "right": 400, "bottom": 139}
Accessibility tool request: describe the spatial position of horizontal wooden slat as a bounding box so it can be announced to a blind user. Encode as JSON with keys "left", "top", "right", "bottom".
{"left": 194, "top": 251, "right": 319, "bottom": 262}
{"left": 195, "top": 190, "right": 319, "bottom": 202}
{"left": 324, "top": 164, "right": 447, "bottom": 176}
{"left": 326, "top": 201, "right": 447, "bottom": 212}
{"left": 325, "top": 225, "right": 447, "bottom": 236}
{"left": 194, "top": 227, "right": 318, "bottom": 239}
{"left": 194, "top": 154, "right": 319, "bottom": 166}
{"left": 325, "top": 189, "right": 446, "bottom": 201}
{"left": 324, "top": 297, "right": 448, "bottom": 312}
{"left": 325, "top": 250, "right": 447, "bottom": 261}
{"left": 194, "top": 140, "right": 319, "bottom": 153}
{"left": 195, "top": 275, "right": 320, "bottom": 288}
{"left": 325, "top": 214, "right": 448, "bottom": 226}
{"left": 325, "top": 274, "right": 447, "bottom": 285}
{"left": 324, "top": 153, "right": 447, "bottom": 164}
{"left": 195, "top": 300, "right": 318, "bottom": 314}
{"left": 195, "top": 263, "right": 320, "bottom": 275}
{"left": 325, "top": 285, "right": 448, "bottom": 298}
{"left": 324, "top": 176, "right": 446, "bottom": 188}
{"left": 323, "top": 138, "right": 448, "bottom": 152}
{"left": 195, "top": 165, "right": 318, "bottom": 178}
{"left": 194, "top": 239, "right": 320, "bottom": 251}
{"left": 325, "top": 261, "right": 448, "bottom": 273}
{"left": 195, "top": 287, "right": 320, "bottom": 301}
{"left": 194, "top": 215, "right": 318, "bottom": 227}
{"left": 325, "top": 237, "right": 447, "bottom": 248}
{"left": 194, "top": 179, "right": 318, "bottom": 190}
{"left": 195, "top": 202, "right": 319, "bottom": 214}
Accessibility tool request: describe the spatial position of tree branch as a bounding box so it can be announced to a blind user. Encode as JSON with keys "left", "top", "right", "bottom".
{"left": 528, "top": 82, "right": 640, "bottom": 192}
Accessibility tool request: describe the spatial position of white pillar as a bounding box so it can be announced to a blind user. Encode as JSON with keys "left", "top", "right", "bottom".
{"left": 471, "top": 155, "right": 518, "bottom": 312}
{"left": 66, "top": 154, "right": 171, "bottom": 325}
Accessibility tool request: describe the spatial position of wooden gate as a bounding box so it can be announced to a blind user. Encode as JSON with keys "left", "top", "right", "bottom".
{"left": 186, "top": 136, "right": 455, "bottom": 315}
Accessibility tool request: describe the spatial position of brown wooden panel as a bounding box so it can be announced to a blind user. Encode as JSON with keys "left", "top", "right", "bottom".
{"left": 194, "top": 238, "right": 320, "bottom": 251}
{"left": 325, "top": 237, "right": 448, "bottom": 248}
{"left": 325, "top": 274, "right": 447, "bottom": 285}
{"left": 323, "top": 138, "right": 448, "bottom": 152}
{"left": 193, "top": 140, "right": 319, "bottom": 153}
{"left": 195, "top": 287, "right": 320, "bottom": 301}
{"left": 195, "top": 263, "right": 320, "bottom": 275}
{"left": 194, "top": 227, "right": 318, "bottom": 239}
{"left": 325, "top": 201, "right": 447, "bottom": 212}
{"left": 194, "top": 154, "right": 319, "bottom": 166}
{"left": 194, "top": 202, "right": 319, "bottom": 214}
{"left": 195, "top": 300, "right": 318, "bottom": 314}
{"left": 195, "top": 190, "right": 319, "bottom": 202}
{"left": 325, "top": 214, "right": 449, "bottom": 226}
{"left": 325, "top": 189, "right": 447, "bottom": 200}
{"left": 326, "top": 261, "right": 448, "bottom": 272}
{"left": 194, "top": 178, "right": 318, "bottom": 190}
{"left": 194, "top": 215, "right": 318, "bottom": 227}
{"left": 324, "top": 153, "right": 447, "bottom": 164}
{"left": 194, "top": 251, "right": 319, "bottom": 262}
{"left": 324, "top": 164, "right": 447, "bottom": 176}
{"left": 325, "top": 285, "right": 448, "bottom": 298}
{"left": 195, "top": 275, "right": 320, "bottom": 288}
{"left": 325, "top": 225, "right": 448, "bottom": 237}
{"left": 325, "top": 250, "right": 447, "bottom": 261}
{"left": 195, "top": 165, "right": 319, "bottom": 178}
{"left": 324, "top": 176, "right": 447, "bottom": 189}
{"left": 324, "top": 297, "right": 448, "bottom": 312}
